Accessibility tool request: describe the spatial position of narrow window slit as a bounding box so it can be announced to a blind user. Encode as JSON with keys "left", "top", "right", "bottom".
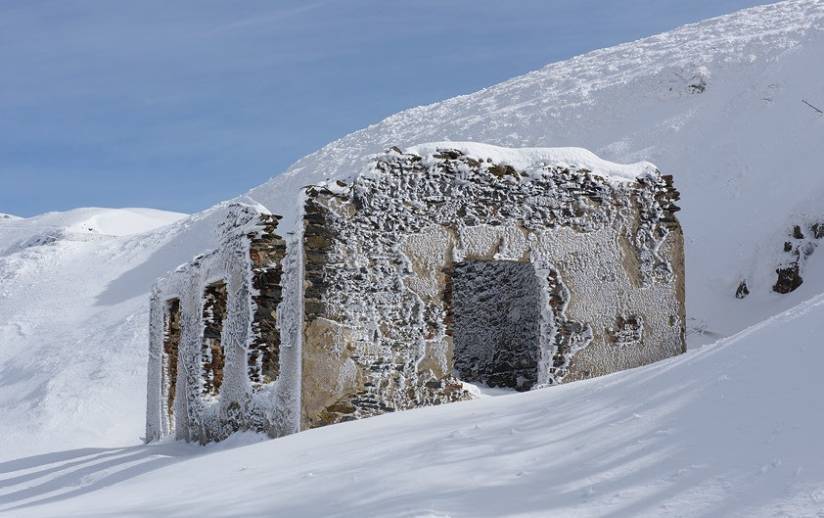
{"left": 201, "top": 281, "right": 227, "bottom": 396}
{"left": 248, "top": 229, "right": 285, "bottom": 385}
{"left": 163, "top": 298, "right": 181, "bottom": 420}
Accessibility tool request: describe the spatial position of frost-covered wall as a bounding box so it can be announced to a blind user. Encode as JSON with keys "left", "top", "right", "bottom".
{"left": 145, "top": 203, "right": 298, "bottom": 443}
{"left": 299, "top": 145, "right": 685, "bottom": 429}
{"left": 146, "top": 144, "right": 685, "bottom": 444}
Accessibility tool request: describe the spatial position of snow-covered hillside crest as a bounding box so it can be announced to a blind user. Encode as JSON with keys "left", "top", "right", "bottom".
{"left": 242, "top": 0, "right": 824, "bottom": 341}
{"left": 0, "top": 208, "right": 190, "bottom": 458}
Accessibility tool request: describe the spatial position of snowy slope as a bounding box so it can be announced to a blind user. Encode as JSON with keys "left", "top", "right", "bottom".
{"left": 0, "top": 209, "right": 187, "bottom": 459}
{"left": 0, "top": 208, "right": 193, "bottom": 254}
{"left": 1, "top": 1, "right": 824, "bottom": 514}
{"left": 0, "top": 202, "right": 287, "bottom": 461}
{"left": 242, "top": 0, "right": 824, "bottom": 342}
{"left": 2, "top": 292, "right": 822, "bottom": 517}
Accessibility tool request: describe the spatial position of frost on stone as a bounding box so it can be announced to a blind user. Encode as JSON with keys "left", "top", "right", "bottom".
{"left": 146, "top": 203, "right": 297, "bottom": 444}
{"left": 146, "top": 144, "right": 685, "bottom": 444}
{"left": 201, "top": 281, "right": 227, "bottom": 396}
{"left": 687, "top": 65, "right": 711, "bottom": 94}
{"left": 299, "top": 145, "right": 685, "bottom": 427}
{"left": 451, "top": 261, "right": 541, "bottom": 392}
{"left": 773, "top": 221, "right": 824, "bottom": 294}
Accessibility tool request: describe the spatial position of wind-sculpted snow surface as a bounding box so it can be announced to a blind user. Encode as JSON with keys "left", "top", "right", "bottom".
{"left": 3, "top": 292, "right": 823, "bottom": 517}
{"left": 243, "top": 0, "right": 824, "bottom": 341}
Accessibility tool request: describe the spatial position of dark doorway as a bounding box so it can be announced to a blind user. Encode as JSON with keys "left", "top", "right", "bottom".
{"left": 451, "top": 261, "right": 541, "bottom": 391}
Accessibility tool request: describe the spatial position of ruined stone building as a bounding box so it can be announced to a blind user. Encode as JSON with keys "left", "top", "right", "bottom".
{"left": 145, "top": 143, "right": 685, "bottom": 444}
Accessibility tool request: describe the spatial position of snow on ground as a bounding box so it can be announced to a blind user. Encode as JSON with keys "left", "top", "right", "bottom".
{"left": 1, "top": 1, "right": 823, "bottom": 515}
{"left": 0, "top": 209, "right": 187, "bottom": 459}
{"left": 54, "top": 208, "right": 190, "bottom": 237}
{"left": 2, "top": 292, "right": 822, "bottom": 518}
{"left": 0, "top": 208, "right": 190, "bottom": 253}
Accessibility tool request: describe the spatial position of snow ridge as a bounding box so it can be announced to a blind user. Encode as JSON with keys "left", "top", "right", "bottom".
{"left": 242, "top": 0, "right": 824, "bottom": 341}
{"left": 251, "top": 0, "right": 824, "bottom": 195}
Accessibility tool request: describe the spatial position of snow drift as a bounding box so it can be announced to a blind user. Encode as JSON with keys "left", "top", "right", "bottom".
{"left": 2, "top": 291, "right": 822, "bottom": 517}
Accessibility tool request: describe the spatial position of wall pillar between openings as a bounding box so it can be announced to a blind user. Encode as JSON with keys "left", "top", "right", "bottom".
{"left": 145, "top": 288, "right": 165, "bottom": 442}
{"left": 217, "top": 237, "right": 254, "bottom": 436}
{"left": 177, "top": 270, "right": 205, "bottom": 442}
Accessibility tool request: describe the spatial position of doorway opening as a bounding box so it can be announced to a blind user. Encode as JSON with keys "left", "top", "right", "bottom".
{"left": 451, "top": 261, "right": 541, "bottom": 391}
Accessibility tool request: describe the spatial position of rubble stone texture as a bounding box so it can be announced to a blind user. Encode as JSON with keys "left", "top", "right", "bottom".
{"left": 146, "top": 145, "right": 686, "bottom": 444}
{"left": 773, "top": 222, "right": 824, "bottom": 294}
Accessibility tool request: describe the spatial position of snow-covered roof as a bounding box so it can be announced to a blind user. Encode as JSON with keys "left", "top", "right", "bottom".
{"left": 244, "top": 143, "right": 658, "bottom": 232}
{"left": 405, "top": 142, "right": 658, "bottom": 182}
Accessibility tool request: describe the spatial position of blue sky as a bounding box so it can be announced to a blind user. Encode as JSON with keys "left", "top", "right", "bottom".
{"left": 1, "top": 0, "right": 770, "bottom": 217}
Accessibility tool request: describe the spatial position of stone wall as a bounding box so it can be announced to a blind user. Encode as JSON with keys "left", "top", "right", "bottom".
{"left": 300, "top": 147, "right": 684, "bottom": 429}
{"left": 162, "top": 298, "right": 181, "bottom": 429}
{"left": 248, "top": 214, "right": 286, "bottom": 385}
{"left": 201, "top": 281, "right": 226, "bottom": 397}
{"left": 773, "top": 222, "right": 824, "bottom": 294}
{"left": 146, "top": 204, "right": 297, "bottom": 444}
{"left": 147, "top": 149, "right": 685, "bottom": 445}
